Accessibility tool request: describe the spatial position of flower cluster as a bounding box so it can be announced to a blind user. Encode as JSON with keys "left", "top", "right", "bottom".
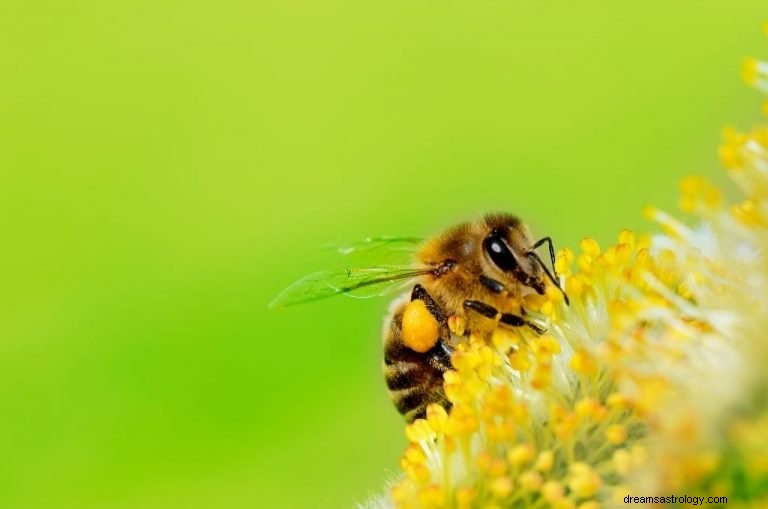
{"left": 386, "top": 230, "right": 660, "bottom": 509}
{"left": 363, "top": 31, "right": 768, "bottom": 509}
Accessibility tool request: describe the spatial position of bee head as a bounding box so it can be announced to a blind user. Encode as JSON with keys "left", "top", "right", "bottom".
{"left": 482, "top": 214, "right": 545, "bottom": 295}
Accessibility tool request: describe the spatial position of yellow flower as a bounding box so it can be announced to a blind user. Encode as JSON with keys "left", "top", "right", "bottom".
{"left": 361, "top": 29, "right": 768, "bottom": 509}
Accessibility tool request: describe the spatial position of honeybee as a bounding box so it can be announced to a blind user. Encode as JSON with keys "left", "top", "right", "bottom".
{"left": 271, "top": 213, "right": 567, "bottom": 422}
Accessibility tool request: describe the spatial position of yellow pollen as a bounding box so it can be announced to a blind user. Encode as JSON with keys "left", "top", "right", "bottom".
{"left": 577, "top": 253, "right": 594, "bottom": 274}
{"left": 742, "top": 56, "right": 760, "bottom": 85}
{"left": 426, "top": 403, "right": 448, "bottom": 433}
{"left": 555, "top": 417, "right": 578, "bottom": 441}
{"left": 732, "top": 199, "right": 768, "bottom": 226}
{"left": 450, "top": 348, "right": 479, "bottom": 372}
{"left": 566, "top": 274, "right": 587, "bottom": 297}
{"left": 630, "top": 445, "right": 648, "bottom": 465}
{"left": 486, "top": 420, "right": 515, "bottom": 442}
{"left": 490, "top": 458, "right": 509, "bottom": 477}
{"left": 405, "top": 419, "right": 435, "bottom": 443}
{"left": 535, "top": 450, "right": 555, "bottom": 472}
{"left": 455, "top": 487, "right": 476, "bottom": 507}
{"left": 544, "top": 285, "right": 565, "bottom": 313}
{"left": 553, "top": 499, "right": 577, "bottom": 509}
{"left": 418, "top": 484, "right": 444, "bottom": 508}
{"left": 390, "top": 482, "right": 410, "bottom": 506}
{"left": 531, "top": 360, "right": 552, "bottom": 390}
{"left": 403, "top": 444, "right": 426, "bottom": 465}
{"left": 642, "top": 205, "right": 657, "bottom": 220}
{"left": 508, "top": 443, "right": 536, "bottom": 466}
{"left": 519, "top": 470, "right": 544, "bottom": 491}
{"left": 445, "top": 403, "right": 478, "bottom": 437}
{"left": 556, "top": 248, "right": 574, "bottom": 276}
{"left": 534, "top": 334, "right": 562, "bottom": 357}
{"left": 542, "top": 480, "right": 565, "bottom": 501}
{"left": 475, "top": 451, "right": 492, "bottom": 472}
{"left": 618, "top": 229, "right": 635, "bottom": 248}
{"left": 613, "top": 449, "right": 631, "bottom": 476}
{"left": 607, "top": 392, "right": 633, "bottom": 410}
{"left": 580, "top": 237, "right": 601, "bottom": 258}
{"left": 401, "top": 299, "right": 439, "bottom": 353}
{"left": 508, "top": 344, "right": 532, "bottom": 372}
{"left": 491, "top": 328, "right": 519, "bottom": 351}
{"left": 405, "top": 463, "right": 430, "bottom": 484}
{"left": 523, "top": 292, "right": 547, "bottom": 311}
{"left": 719, "top": 127, "right": 746, "bottom": 169}
{"left": 574, "top": 397, "right": 600, "bottom": 419}
{"left": 489, "top": 476, "right": 514, "bottom": 498}
{"left": 482, "top": 385, "right": 515, "bottom": 416}
{"left": 448, "top": 313, "right": 466, "bottom": 336}
{"left": 511, "top": 402, "right": 529, "bottom": 422}
{"left": 568, "top": 463, "right": 602, "bottom": 498}
{"left": 570, "top": 349, "right": 598, "bottom": 376}
{"left": 606, "top": 424, "right": 628, "bottom": 445}
{"left": 679, "top": 176, "right": 723, "bottom": 211}
{"left": 550, "top": 403, "right": 567, "bottom": 421}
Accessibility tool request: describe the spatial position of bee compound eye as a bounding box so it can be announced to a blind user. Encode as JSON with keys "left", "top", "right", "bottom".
{"left": 483, "top": 233, "right": 518, "bottom": 272}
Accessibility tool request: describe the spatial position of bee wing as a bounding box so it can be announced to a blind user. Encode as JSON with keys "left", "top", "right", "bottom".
{"left": 323, "top": 236, "right": 424, "bottom": 265}
{"left": 269, "top": 265, "right": 432, "bottom": 309}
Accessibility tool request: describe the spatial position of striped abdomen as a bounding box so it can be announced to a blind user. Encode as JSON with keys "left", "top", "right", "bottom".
{"left": 383, "top": 300, "right": 451, "bottom": 422}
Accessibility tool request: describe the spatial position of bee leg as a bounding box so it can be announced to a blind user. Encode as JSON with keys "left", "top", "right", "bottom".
{"left": 411, "top": 284, "right": 454, "bottom": 371}
{"left": 427, "top": 340, "right": 453, "bottom": 372}
{"left": 463, "top": 299, "right": 498, "bottom": 318}
{"left": 531, "top": 236, "right": 557, "bottom": 273}
{"left": 529, "top": 236, "right": 569, "bottom": 305}
{"left": 479, "top": 275, "right": 506, "bottom": 294}
{"left": 411, "top": 284, "right": 447, "bottom": 322}
{"left": 500, "top": 312, "right": 545, "bottom": 334}
{"left": 464, "top": 299, "right": 545, "bottom": 334}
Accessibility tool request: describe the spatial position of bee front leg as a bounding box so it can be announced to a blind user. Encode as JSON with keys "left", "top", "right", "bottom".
{"left": 479, "top": 275, "right": 506, "bottom": 294}
{"left": 500, "top": 311, "right": 545, "bottom": 334}
{"left": 464, "top": 299, "right": 545, "bottom": 334}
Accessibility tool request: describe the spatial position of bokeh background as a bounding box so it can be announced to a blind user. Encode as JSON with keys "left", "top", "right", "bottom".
{"left": 1, "top": 2, "right": 766, "bottom": 508}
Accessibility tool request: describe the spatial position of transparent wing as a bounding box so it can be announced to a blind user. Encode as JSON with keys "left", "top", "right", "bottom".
{"left": 323, "top": 236, "right": 424, "bottom": 265}
{"left": 269, "top": 265, "right": 431, "bottom": 309}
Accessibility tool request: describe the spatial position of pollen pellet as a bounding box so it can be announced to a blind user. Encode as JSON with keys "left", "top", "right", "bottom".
{"left": 402, "top": 299, "right": 440, "bottom": 353}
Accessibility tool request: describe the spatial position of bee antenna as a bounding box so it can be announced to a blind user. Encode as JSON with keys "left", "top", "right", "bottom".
{"left": 526, "top": 251, "right": 570, "bottom": 306}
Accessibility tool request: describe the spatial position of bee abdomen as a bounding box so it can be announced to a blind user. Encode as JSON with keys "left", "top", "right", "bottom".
{"left": 393, "top": 387, "right": 427, "bottom": 414}
{"left": 383, "top": 300, "right": 450, "bottom": 422}
{"left": 384, "top": 361, "right": 428, "bottom": 390}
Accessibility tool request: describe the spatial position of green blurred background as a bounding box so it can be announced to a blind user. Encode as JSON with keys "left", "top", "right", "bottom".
{"left": 0, "top": 1, "right": 765, "bottom": 508}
